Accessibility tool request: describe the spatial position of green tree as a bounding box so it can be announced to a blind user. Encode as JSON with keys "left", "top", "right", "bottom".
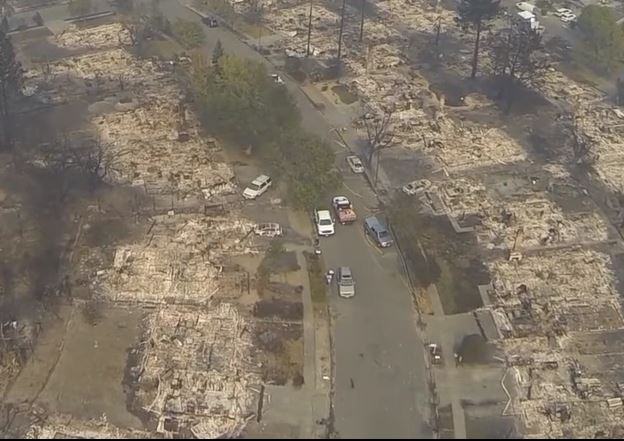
{"left": 212, "top": 39, "right": 224, "bottom": 66}
{"left": 275, "top": 132, "right": 340, "bottom": 209}
{"left": 456, "top": 0, "right": 500, "bottom": 78}
{"left": 193, "top": 54, "right": 299, "bottom": 149}
{"left": 577, "top": 5, "right": 624, "bottom": 72}
{"left": 172, "top": 19, "right": 205, "bottom": 49}
{"left": 68, "top": 0, "right": 93, "bottom": 17}
{"left": 0, "top": 30, "right": 22, "bottom": 148}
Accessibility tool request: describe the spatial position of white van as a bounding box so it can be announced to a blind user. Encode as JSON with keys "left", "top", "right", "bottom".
{"left": 243, "top": 175, "right": 272, "bottom": 200}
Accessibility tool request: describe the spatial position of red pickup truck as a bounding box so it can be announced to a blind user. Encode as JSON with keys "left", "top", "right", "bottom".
{"left": 332, "top": 196, "right": 357, "bottom": 224}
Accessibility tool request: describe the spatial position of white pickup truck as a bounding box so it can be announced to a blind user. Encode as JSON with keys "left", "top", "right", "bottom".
{"left": 332, "top": 196, "right": 357, "bottom": 224}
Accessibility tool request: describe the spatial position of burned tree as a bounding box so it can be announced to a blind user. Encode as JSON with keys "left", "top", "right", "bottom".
{"left": 359, "top": 0, "right": 366, "bottom": 43}
{"left": 456, "top": 0, "right": 500, "bottom": 78}
{"left": 568, "top": 115, "right": 597, "bottom": 166}
{"left": 71, "top": 138, "right": 116, "bottom": 193}
{"left": 337, "top": 0, "right": 347, "bottom": 62}
{"left": 120, "top": 1, "right": 169, "bottom": 53}
{"left": 212, "top": 39, "right": 224, "bottom": 66}
{"left": 491, "top": 21, "right": 548, "bottom": 113}
{"left": 44, "top": 135, "right": 116, "bottom": 197}
{"left": 363, "top": 107, "right": 395, "bottom": 184}
{"left": 306, "top": 0, "right": 313, "bottom": 56}
{"left": 0, "top": 1, "right": 14, "bottom": 18}
{"left": 0, "top": 30, "right": 22, "bottom": 149}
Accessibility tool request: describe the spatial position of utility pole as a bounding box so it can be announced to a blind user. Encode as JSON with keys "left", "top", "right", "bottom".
{"left": 306, "top": 0, "right": 313, "bottom": 56}
{"left": 337, "top": 0, "right": 346, "bottom": 62}
{"left": 359, "top": 0, "right": 365, "bottom": 43}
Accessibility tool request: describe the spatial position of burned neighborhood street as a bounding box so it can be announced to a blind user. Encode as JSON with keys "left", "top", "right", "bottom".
{"left": 1, "top": 0, "right": 624, "bottom": 439}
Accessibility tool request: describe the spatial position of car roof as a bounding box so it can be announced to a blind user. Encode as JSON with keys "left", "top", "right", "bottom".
{"left": 252, "top": 175, "right": 270, "bottom": 184}
{"left": 333, "top": 195, "right": 349, "bottom": 203}
{"left": 365, "top": 215, "right": 381, "bottom": 225}
{"left": 317, "top": 209, "right": 332, "bottom": 219}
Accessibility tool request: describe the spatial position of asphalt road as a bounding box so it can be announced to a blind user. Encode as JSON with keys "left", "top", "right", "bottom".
{"left": 153, "top": 0, "right": 432, "bottom": 437}
{"left": 321, "top": 169, "right": 431, "bottom": 438}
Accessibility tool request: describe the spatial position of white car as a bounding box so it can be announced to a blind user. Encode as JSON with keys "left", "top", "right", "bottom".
{"left": 560, "top": 13, "right": 576, "bottom": 23}
{"left": 315, "top": 209, "right": 335, "bottom": 236}
{"left": 515, "top": 2, "right": 536, "bottom": 13}
{"left": 555, "top": 8, "right": 573, "bottom": 17}
{"left": 346, "top": 155, "right": 365, "bottom": 174}
{"left": 243, "top": 175, "right": 272, "bottom": 199}
{"left": 271, "top": 73, "right": 285, "bottom": 85}
{"left": 337, "top": 266, "right": 355, "bottom": 298}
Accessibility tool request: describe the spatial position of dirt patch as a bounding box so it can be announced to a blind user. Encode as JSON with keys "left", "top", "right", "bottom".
{"left": 389, "top": 194, "right": 488, "bottom": 314}
{"left": 257, "top": 241, "right": 300, "bottom": 296}
{"left": 266, "top": 281, "right": 304, "bottom": 297}
{"left": 82, "top": 217, "right": 132, "bottom": 247}
{"left": 264, "top": 250, "right": 300, "bottom": 274}
{"left": 437, "top": 404, "right": 454, "bottom": 439}
{"left": 456, "top": 334, "right": 495, "bottom": 365}
{"left": 303, "top": 251, "right": 326, "bottom": 304}
{"left": 331, "top": 84, "right": 358, "bottom": 105}
{"left": 254, "top": 322, "right": 303, "bottom": 386}
{"left": 253, "top": 298, "right": 303, "bottom": 321}
{"left": 4, "top": 305, "right": 144, "bottom": 432}
{"left": 464, "top": 402, "right": 516, "bottom": 439}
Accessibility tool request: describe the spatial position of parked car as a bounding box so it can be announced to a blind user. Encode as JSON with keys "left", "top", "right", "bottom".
{"left": 253, "top": 222, "right": 283, "bottom": 237}
{"left": 554, "top": 8, "right": 573, "bottom": 17}
{"left": 560, "top": 12, "right": 576, "bottom": 23}
{"left": 364, "top": 215, "right": 393, "bottom": 247}
{"left": 427, "top": 343, "right": 443, "bottom": 365}
{"left": 346, "top": 155, "right": 365, "bottom": 174}
{"left": 515, "top": 2, "right": 536, "bottom": 13}
{"left": 271, "top": 73, "right": 285, "bottom": 85}
{"left": 332, "top": 196, "right": 357, "bottom": 224}
{"left": 315, "top": 209, "right": 335, "bottom": 236}
{"left": 337, "top": 266, "right": 355, "bottom": 298}
{"left": 201, "top": 16, "right": 219, "bottom": 27}
{"left": 243, "top": 175, "right": 272, "bottom": 200}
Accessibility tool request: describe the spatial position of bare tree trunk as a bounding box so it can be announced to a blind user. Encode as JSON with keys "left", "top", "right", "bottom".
{"left": 306, "top": 0, "right": 313, "bottom": 56}
{"left": 471, "top": 20, "right": 481, "bottom": 79}
{"left": 337, "top": 0, "right": 346, "bottom": 61}
{"left": 0, "top": 85, "right": 11, "bottom": 150}
{"left": 359, "top": 0, "right": 365, "bottom": 43}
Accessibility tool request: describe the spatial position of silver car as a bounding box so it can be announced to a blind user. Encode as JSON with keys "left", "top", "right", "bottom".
{"left": 337, "top": 266, "right": 355, "bottom": 298}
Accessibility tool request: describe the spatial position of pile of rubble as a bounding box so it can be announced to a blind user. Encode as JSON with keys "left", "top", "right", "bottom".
{"left": 54, "top": 23, "right": 132, "bottom": 50}
{"left": 419, "top": 175, "right": 609, "bottom": 250}
{"left": 25, "top": 43, "right": 238, "bottom": 199}
{"left": 18, "top": 20, "right": 263, "bottom": 439}
{"left": 27, "top": 415, "right": 150, "bottom": 439}
{"left": 488, "top": 249, "right": 622, "bottom": 337}
{"left": 128, "top": 304, "right": 260, "bottom": 438}
{"left": 94, "top": 97, "right": 237, "bottom": 198}
{"left": 95, "top": 214, "right": 255, "bottom": 304}
{"left": 23, "top": 48, "right": 171, "bottom": 103}
{"left": 484, "top": 248, "right": 624, "bottom": 437}
{"left": 573, "top": 104, "right": 624, "bottom": 194}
